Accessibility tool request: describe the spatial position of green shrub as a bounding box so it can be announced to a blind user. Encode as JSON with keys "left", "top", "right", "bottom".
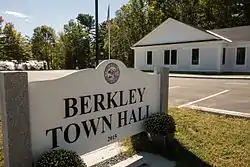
{"left": 35, "top": 149, "right": 87, "bottom": 167}
{"left": 144, "top": 112, "right": 176, "bottom": 136}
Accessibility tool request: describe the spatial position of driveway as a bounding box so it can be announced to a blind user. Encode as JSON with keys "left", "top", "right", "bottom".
{"left": 169, "top": 78, "right": 250, "bottom": 114}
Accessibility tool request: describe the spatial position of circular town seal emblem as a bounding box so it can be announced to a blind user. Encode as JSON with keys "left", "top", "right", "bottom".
{"left": 104, "top": 63, "right": 120, "bottom": 84}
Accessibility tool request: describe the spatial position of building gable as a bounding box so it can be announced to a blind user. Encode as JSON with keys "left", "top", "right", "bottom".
{"left": 133, "top": 18, "right": 220, "bottom": 47}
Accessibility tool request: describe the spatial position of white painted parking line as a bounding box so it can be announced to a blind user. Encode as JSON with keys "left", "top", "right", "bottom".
{"left": 187, "top": 105, "right": 250, "bottom": 118}
{"left": 178, "top": 90, "right": 229, "bottom": 108}
{"left": 225, "top": 82, "right": 249, "bottom": 85}
{"left": 169, "top": 86, "right": 181, "bottom": 89}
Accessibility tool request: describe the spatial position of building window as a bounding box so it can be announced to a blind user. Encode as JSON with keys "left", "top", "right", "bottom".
{"left": 147, "top": 51, "right": 152, "bottom": 65}
{"left": 171, "top": 50, "right": 177, "bottom": 65}
{"left": 164, "top": 50, "right": 170, "bottom": 65}
{"left": 192, "top": 49, "right": 199, "bottom": 65}
{"left": 222, "top": 48, "right": 226, "bottom": 65}
{"left": 164, "top": 49, "right": 177, "bottom": 65}
{"left": 236, "top": 47, "right": 246, "bottom": 65}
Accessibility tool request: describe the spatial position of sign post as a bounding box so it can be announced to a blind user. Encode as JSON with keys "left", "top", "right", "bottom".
{"left": 0, "top": 72, "right": 32, "bottom": 167}
{"left": 155, "top": 67, "right": 169, "bottom": 113}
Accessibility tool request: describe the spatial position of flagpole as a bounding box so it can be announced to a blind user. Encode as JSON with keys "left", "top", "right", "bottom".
{"left": 108, "top": 15, "right": 111, "bottom": 59}
{"left": 108, "top": 5, "right": 111, "bottom": 60}
{"left": 95, "top": 0, "right": 100, "bottom": 66}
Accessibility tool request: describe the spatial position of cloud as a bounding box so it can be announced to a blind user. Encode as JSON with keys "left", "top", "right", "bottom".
{"left": 3, "top": 11, "right": 29, "bottom": 18}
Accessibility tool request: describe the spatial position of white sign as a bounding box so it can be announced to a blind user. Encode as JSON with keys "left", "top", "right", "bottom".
{"left": 28, "top": 60, "right": 160, "bottom": 158}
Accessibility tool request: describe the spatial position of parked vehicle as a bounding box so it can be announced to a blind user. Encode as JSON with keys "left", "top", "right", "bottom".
{"left": 0, "top": 60, "right": 47, "bottom": 71}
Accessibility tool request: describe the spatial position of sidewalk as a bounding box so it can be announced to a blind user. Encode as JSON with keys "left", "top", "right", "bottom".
{"left": 170, "top": 74, "right": 250, "bottom": 80}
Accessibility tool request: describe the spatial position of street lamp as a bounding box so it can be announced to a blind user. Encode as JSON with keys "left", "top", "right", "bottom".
{"left": 95, "top": 0, "right": 100, "bottom": 67}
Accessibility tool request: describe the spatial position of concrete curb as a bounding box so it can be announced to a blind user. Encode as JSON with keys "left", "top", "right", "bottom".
{"left": 170, "top": 75, "right": 250, "bottom": 80}
{"left": 111, "top": 155, "right": 144, "bottom": 167}
{"left": 186, "top": 105, "right": 250, "bottom": 119}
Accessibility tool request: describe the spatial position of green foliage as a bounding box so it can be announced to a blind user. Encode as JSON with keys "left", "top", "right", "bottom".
{"left": 77, "top": 14, "right": 95, "bottom": 34}
{"left": 0, "top": 17, "right": 4, "bottom": 59}
{"left": 106, "top": 0, "right": 152, "bottom": 67}
{"left": 35, "top": 149, "right": 87, "bottom": 167}
{"left": 62, "top": 19, "right": 92, "bottom": 69}
{"left": 144, "top": 112, "right": 176, "bottom": 136}
{"left": 50, "top": 36, "right": 66, "bottom": 69}
{"left": 1, "top": 0, "right": 250, "bottom": 69}
{"left": 1, "top": 23, "right": 30, "bottom": 62}
{"left": 31, "top": 25, "right": 56, "bottom": 69}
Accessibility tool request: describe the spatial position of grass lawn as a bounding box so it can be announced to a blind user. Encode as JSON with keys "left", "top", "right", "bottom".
{"left": 0, "top": 109, "right": 249, "bottom": 167}
{"left": 125, "top": 108, "right": 250, "bottom": 167}
{"left": 170, "top": 108, "right": 250, "bottom": 167}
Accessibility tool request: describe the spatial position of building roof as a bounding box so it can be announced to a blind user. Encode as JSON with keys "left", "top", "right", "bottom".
{"left": 132, "top": 18, "right": 250, "bottom": 48}
{"left": 133, "top": 18, "right": 225, "bottom": 48}
{"left": 209, "top": 26, "right": 250, "bottom": 42}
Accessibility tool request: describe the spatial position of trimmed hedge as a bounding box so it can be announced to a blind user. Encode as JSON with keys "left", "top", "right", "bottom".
{"left": 35, "top": 149, "right": 87, "bottom": 167}
{"left": 144, "top": 112, "right": 176, "bottom": 136}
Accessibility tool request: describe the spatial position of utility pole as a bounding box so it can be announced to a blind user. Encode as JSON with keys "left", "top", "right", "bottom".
{"left": 95, "top": 0, "right": 100, "bottom": 67}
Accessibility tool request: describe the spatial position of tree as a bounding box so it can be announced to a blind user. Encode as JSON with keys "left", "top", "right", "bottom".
{"left": 0, "top": 16, "right": 4, "bottom": 59}
{"left": 76, "top": 14, "right": 95, "bottom": 34}
{"left": 76, "top": 14, "right": 97, "bottom": 65}
{"left": 31, "top": 25, "right": 56, "bottom": 69}
{"left": 22, "top": 35, "right": 32, "bottom": 60}
{"left": 49, "top": 35, "right": 66, "bottom": 69}
{"left": 100, "top": 21, "right": 108, "bottom": 59}
{"left": 62, "top": 19, "right": 92, "bottom": 69}
{"left": 231, "top": 0, "right": 250, "bottom": 26}
{"left": 104, "top": 0, "right": 152, "bottom": 67}
{"left": 1, "top": 23, "right": 29, "bottom": 62}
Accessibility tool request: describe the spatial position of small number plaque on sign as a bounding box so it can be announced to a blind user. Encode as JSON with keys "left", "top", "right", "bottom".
{"left": 108, "top": 134, "right": 118, "bottom": 142}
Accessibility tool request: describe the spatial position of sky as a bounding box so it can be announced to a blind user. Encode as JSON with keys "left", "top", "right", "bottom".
{"left": 0, "top": 0, "right": 128, "bottom": 37}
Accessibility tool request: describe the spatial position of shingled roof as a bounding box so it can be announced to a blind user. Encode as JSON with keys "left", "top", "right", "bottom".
{"left": 209, "top": 26, "right": 250, "bottom": 42}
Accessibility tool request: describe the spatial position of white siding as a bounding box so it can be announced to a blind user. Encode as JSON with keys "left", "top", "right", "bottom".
{"left": 221, "top": 42, "right": 250, "bottom": 72}
{"left": 177, "top": 49, "right": 190, "bottom": 70}
{"left": 134, "top": 42, "right": 221, "bottom": 72}
{"left": 134, "top": 49, "right": 145, "bottom": 69}
{"left": 221, "top": 47, "right": 234, "bottom": 72}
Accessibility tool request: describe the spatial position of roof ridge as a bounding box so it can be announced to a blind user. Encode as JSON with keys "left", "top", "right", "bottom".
{"left": 209, "top": 25, "right": 250, "bottom": 31}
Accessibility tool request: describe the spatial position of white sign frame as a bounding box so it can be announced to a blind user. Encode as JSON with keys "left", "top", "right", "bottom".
{"left": 28, "top": 60, "right": 161, "bottom": 158}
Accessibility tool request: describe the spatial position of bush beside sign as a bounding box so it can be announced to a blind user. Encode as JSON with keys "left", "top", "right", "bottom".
{"left": 0, "top": 59, "right": 168, "bottom": 167}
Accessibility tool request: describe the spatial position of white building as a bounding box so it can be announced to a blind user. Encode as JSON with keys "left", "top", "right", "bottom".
{"left": 132, "top": 18, "right": 250, "bottom": 73}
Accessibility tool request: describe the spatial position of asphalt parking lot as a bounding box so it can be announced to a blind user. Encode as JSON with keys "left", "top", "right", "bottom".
{"left": 169, "top": 77, "right": 250, "bottom": 114}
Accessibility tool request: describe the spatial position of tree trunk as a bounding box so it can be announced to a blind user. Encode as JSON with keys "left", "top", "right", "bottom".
{"left": 46, "top": 59, "right": 50, "bottom": 70}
